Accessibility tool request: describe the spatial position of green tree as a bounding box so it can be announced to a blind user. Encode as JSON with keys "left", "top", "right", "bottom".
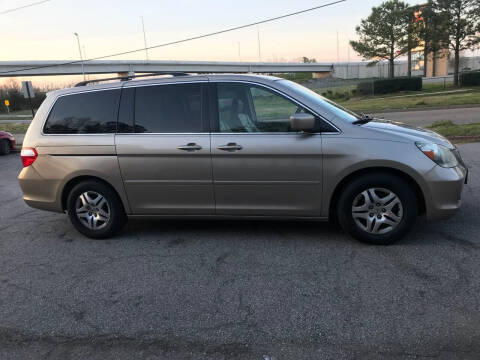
{"left": 432, "top": 0, "right": 480, "bottom": 86}
{"left": 350, "top": 0, "right": 410, "bottom": 78}
{"left": 302, "top": 56, "right": 317, "bottom": 63}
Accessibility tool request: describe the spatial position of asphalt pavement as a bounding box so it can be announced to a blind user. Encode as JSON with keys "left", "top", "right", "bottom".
{"left": 1, "top": 143, "right": 480, "bottom": 359}
{"left": 372, "top": 106, "right": 480, "bottom": 128}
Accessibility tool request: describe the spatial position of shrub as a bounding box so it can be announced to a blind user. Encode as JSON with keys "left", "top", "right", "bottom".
{"left": 357, "top": 77, "right": 422, "bottom": 95}
{"left": 277, "top": 72, "right": 313, "bottom": 82}
{"left": 0, "top": 87, "right": 46, "bottom": 113}
{"left": 459, "top": 71, "right": 480, "bottom": 86}
{"left": 357, "top": 81, "right": 374, "bottom": 95}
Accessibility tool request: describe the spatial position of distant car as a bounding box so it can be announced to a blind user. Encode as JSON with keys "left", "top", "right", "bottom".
{"left": 0, "top": 131, "right": 16, "bottom": 155}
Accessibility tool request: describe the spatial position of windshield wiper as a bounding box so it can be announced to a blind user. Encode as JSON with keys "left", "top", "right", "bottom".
{"left": 353, "top": 113, "right": 374, "bottom": 125}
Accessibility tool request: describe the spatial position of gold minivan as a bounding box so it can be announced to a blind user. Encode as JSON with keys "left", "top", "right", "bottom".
{"left": 19, "top": 74, "right": 467, "bottom": 244}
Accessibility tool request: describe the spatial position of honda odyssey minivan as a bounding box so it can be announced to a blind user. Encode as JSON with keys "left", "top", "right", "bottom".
{"left": 18, "top": 74, "right": 467, "bottom": 244}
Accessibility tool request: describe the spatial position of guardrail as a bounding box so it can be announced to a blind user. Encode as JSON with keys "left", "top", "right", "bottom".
{"left": 0, "top": 60, "right": 334, "bottom": 77}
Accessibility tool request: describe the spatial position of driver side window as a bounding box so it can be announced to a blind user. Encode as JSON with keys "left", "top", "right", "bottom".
{"left": 217, "top": 83, "right": 307, "bottom": 133}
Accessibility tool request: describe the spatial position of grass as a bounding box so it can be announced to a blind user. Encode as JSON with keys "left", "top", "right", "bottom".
{"left": 0, "top": 109, "right": 34, "bottom": 117}
{"left": 305, "top": 80, "right": 480, "bottom": 112}
{"left": 0, "top": 123, "right": 30, "bottom": 133}
{"left": 334, "top": 87, "right": 480, "bottom": 112}
{"left": 427, "top": 120, "right": 480, "bottom": 137}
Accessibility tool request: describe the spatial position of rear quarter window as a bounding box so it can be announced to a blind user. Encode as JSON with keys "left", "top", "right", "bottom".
{"left": 43, "top": 89, "right": 121, "bottom": 134}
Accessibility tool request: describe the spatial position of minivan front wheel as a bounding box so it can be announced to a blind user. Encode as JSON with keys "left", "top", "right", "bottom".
{"left": 337, "top": 173, "right": 418, "bottom": 245}
{"left": 66, "top": 180, "right": 126, "bottom": 239}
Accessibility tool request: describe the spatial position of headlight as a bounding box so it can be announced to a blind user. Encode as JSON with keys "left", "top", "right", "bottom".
{"left": 415, "top": 142, "right": 458, "bottom": 168}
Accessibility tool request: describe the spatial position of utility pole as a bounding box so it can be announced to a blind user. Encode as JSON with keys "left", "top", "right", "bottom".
{"left": 347, "top": 40, "right": 350, "bottom": 78}
{"left": 73, "top": 32, "right": 85, "bottom": 81}
{"left": 237, "top": 42, "right": 241, "bottom": 62}
{"left": 140, "top": 16, "right": 149, "bottom": 61}
{"left": 257, "top": 26, "right": 261, "bottom": 62}
{"left": 336, "top": 31, "right": 340, "bottom": 63}
{"left": 347, "top": 41, "right": 350, "bottom": 62}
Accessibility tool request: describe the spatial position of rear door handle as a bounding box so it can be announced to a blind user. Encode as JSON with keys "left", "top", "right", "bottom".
{"left": 177, "top": 143, "right": 202, "bottom": 152}
{"left": 217, "top": 143, "right": 243, "bottom": 152}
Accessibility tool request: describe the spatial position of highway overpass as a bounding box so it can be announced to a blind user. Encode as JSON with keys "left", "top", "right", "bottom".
{"left": 0, "top": 60, "right": 334, "bottom": 77}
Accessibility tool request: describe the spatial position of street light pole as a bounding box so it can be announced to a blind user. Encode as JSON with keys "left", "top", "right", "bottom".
{"left": 74, "top": 32, "right": 85, "bottom": 81}
{"left": 82, "top": 45, "right": 88, "bottom": 80}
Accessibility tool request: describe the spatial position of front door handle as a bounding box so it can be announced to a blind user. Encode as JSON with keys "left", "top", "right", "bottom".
{"left": 217, "top": 143, "right": 243, "bottom": 152}
{"left": 177, "top": 143, "right": 202, "bottom": 152}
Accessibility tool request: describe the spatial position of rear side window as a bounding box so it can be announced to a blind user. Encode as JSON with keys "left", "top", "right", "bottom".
{"left": 44, "top": 89, "right": 120, "bottom": 134}
{"left": 134, "top": 83, "right": 202, "bottom": 133}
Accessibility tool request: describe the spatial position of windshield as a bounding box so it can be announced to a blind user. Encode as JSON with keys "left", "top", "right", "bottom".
{"left": 278, "top": 79, "right": 361, "bottom": 123}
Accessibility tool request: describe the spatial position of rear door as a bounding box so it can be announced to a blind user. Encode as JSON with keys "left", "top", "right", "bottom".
{"left": 115, "top": 80, "right": 214, "bottom": 215}
{"left": 210, "top": 81, "right": 326, "bottom": 216}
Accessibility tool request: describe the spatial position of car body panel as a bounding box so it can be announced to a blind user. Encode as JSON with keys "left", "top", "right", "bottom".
{"left": 320, "top": 135, "right": 466, "bottom": 219}
{"left": 211, "top": 133, "right": 323, "bottom": 216}
{"left": 19, "top": 151, "right": 128, "bottom": 214}
{"left": 116, "top": 134, "right": 214, "bottom": 214}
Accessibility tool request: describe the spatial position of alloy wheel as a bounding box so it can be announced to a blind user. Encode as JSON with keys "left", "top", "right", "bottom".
{"left": 351, "top": 188, "right": 403, "bottom": 235}
{"left": 75, "top": 191, "right": 111, "bottom": 230}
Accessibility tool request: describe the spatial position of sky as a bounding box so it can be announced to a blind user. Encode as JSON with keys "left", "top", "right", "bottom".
{"left": 1, "top": 0, "right": 426, "bottom": 85}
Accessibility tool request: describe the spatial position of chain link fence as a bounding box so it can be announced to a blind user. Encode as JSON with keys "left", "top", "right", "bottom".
{"left": 301, "top": 77, "right": 376, "bottom": 98}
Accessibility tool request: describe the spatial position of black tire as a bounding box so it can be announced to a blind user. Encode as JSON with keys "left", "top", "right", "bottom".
{"left": 336, "top": 172, "right": 418, "bottom": 245}
{"left": 66, "top": 180, "right": 126, "bottom": 239}
{"left": 0, "top": 140, "right": 9, "bottom": 155}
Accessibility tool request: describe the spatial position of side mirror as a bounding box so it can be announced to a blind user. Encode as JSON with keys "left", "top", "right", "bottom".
{"left": 290, "top": 113, "right": 315, "bottom": 132}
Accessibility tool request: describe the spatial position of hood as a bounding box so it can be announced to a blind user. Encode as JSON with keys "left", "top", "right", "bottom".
{"left": 362, "top": 119, "right": 454, "bottom": 148}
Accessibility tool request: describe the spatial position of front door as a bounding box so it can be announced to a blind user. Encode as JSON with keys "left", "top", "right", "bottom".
{"left": 116, "top": 81, "right": 214, "bottom": 215}
{"left": 210, "top": 82, "right": 324, "bottom": 216}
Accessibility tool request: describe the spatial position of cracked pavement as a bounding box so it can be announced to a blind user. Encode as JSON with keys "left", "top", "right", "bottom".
{"left": 1, "top": 143, "right": 480, "bottom": 359}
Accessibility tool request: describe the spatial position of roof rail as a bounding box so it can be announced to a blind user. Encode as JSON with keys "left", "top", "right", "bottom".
{"left": 74, "top": 72, "right": 190, "bottom": 87}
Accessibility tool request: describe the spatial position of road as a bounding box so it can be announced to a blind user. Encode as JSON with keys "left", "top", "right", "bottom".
{"left": 7, "top": 106, "right": 480, "bottom": 149}
{"left": 1, "top": 144, "right": 480, "bottom": 359}
{"left": 372, "top": 106, "right": 480, "bottom": 128}
{"left": 0, "top": 119, "right": 31, "bottom": 124}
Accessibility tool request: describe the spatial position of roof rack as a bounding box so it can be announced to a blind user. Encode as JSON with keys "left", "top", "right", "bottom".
{"left": 74, "top": 72, "right": 190, "bottom": 87}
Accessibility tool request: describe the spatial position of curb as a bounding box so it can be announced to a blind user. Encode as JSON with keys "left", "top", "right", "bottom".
{"left": 369, "top": 104, "right": 480, "bottom": 114}
{"left": 447, "top": 135, "right": 480, "bottom": 143}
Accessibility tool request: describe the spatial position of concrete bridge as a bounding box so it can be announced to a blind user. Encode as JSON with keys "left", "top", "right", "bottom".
{"left": 0, "top": 60, "right": 334, "bottom": 77}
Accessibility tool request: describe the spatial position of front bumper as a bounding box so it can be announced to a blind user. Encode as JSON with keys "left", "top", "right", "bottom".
{"left": 424, "top": 163, "right": 467, "bottom": 221}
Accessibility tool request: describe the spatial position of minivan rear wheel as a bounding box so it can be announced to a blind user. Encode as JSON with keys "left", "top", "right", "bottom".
{"left": 66, "top": 180, "right": 126, "bottom": 239}
{"left": 336, "top": 173, "right": 418, "bottom": 245}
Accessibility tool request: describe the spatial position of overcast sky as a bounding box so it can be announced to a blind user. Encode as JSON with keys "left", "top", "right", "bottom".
{"left": 2, "top": 0, "right": 426, "bottom": 64}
